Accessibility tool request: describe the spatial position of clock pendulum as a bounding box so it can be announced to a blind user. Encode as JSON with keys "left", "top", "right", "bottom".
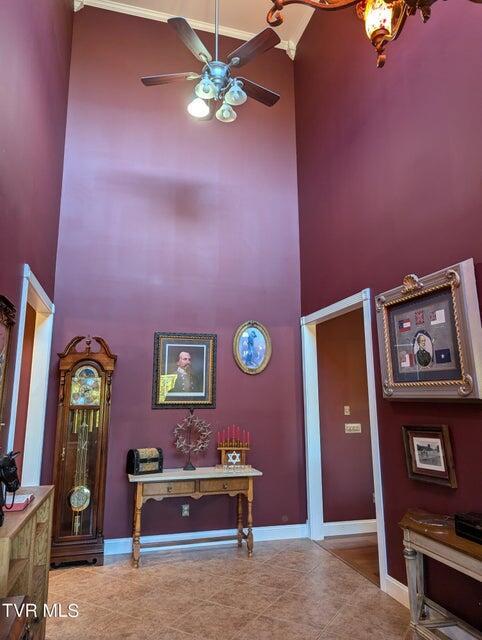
{"left": 69, "top": 409, "right": 98, "bottom": 535}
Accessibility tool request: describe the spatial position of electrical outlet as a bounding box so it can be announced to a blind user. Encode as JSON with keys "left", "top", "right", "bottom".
{"left": 344, "top": 405, "right": 351, "bottom": 416}
{"left": 345, "top": 423, "right": 362, "bottom": 434}
{"left": 181, "top": 504, "right": 189, "bottom": 517}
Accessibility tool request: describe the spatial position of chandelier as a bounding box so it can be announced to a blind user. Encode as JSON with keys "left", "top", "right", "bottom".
{"left": 267, "top": 0, "right": 481, "bottom": 67}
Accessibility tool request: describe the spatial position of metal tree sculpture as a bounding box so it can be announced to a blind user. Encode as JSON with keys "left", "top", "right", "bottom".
{"left": 174, "top": 409, "right": 212, "bottom": 470}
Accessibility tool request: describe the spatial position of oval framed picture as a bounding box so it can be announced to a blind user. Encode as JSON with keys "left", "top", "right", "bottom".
{"left": 233, "top": 321, "right": 272, "bottom": 375}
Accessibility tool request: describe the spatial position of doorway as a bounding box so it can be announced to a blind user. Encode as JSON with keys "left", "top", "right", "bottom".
{"left": 314, "top": 307, "right": 378, "bottom": 584}
{"left": 301, "top": 289, "right": 388, "bottom": 593}
{"left": 8, "top": 265, "right": 55, "bottom": 486}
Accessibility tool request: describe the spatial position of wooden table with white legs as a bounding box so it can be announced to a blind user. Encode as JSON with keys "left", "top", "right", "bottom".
{"left": 128, "top": 466, "right": 263, "bottom": 568}
{"left": 400, "top": 510, "right": 482, "bottom": 640}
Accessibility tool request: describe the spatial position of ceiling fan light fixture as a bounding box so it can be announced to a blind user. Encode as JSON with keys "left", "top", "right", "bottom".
{"left": 224, "top": 79, "right": 248, "bottom": 106}
{"left": 187, "top": 96, "right": 210, "bottom": 118}
{"left": 194, "top": 75, "right": 217, "bottom": 99}
{"left": 141, "top": 1, "right": 281, "bottom": 121}
{"left": 215, "top": 102, "right": 237, "bottom": 123}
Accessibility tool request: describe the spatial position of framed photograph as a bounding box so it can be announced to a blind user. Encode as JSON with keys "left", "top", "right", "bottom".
{"left": 233, "top": 321, "right": 272, "bottom": 375}
{"left": 375, "top": 259, "right": 482, "bottom": 400}
{"left": 152, "top": 333, "right": 216, "bottom": 409}
{"left": 402, "top": 425, "right": 457, "bottom": 488}
{"left": 0, "top": 296, "right": 16, "bottom": 428}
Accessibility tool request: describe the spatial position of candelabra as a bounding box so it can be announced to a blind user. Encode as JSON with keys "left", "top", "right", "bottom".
{"left": 216, "top": 425, "right": 251, "bottom": 471}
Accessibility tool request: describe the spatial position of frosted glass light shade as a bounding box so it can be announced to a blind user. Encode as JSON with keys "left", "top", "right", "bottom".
{"left": 215, "top": 103, "right": 237, "bottom": 123}
{"left": 187, "top": 97, "right": 210, "bottom": 119}
{"left": 224, "top": 80, "right": 247, "bottom": 106}
{"left": 195, "top": 76, "right": 216, "bottom": 100}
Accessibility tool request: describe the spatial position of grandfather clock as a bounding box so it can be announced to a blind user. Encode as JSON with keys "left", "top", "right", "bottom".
{"left": 51, "top": 336, "right": 116, "bottom": 566}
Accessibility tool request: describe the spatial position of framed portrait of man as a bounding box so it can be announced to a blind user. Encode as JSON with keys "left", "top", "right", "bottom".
{"left": 376, "top": 259, "right": 482, "bottom": 400}
{"left": 152, "top": 333, "right": 216, "bottom": 409}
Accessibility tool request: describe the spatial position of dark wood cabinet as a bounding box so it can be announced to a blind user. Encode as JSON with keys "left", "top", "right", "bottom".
{"left": 51, "top": 337, "right": 116, "bottom": 566}
{"left": 0, "top": 296, "right": 16, "bottom": 440}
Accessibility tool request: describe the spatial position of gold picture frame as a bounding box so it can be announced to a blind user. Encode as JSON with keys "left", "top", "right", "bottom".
{"left": 233, "top": 321, "right": 272, "bottom": 375}
{"left": 375, "top": 259, "right": 482, "bottom": 400}
{"left": 152, "top": 333, "right": 216, "bottom": 409}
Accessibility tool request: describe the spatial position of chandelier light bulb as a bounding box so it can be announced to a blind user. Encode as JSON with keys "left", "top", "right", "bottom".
{"left": 363, "top": 0, "right": 394, "bottom": 38}
{"left": 187, "top": 97, "right": 210, "bottom": 119}
{"left": 359, "top": 0, "right": 407, "bottom": 66}
{"left": 194, "top": 75, "right": 217, "bottom": 100}
{"left": 224, "top": 80, "right": 247, "bottom": 106}
{"left": 215, "top": 102, "right": 237, "bottom": 123}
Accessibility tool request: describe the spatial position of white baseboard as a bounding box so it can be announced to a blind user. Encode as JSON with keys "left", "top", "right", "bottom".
{"left": 322, "top": 519, "right": 377, "bottom": 537}
{"left": 385, "top": 574, "right": 409, "bottom": 608}
{"left": 105, "top": 522, "right": 309, "bottom": 556}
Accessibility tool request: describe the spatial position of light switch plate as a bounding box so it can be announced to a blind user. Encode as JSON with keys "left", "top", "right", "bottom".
{"left": 345, "top": 423, "right": 362, "bottom": 434}
{"left": 181, "top": 504, "right": 190, "bottom": 517}
{"left": 344, "top": 406, "right": 351, "bottom": 416}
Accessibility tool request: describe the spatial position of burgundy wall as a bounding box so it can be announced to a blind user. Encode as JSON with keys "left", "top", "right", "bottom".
{"left": 295, "top": 4, "right": 482, "bottom": 628}
{"left": 0, "top": 0, "right": 73, "bottom": 444}
{"left": 317, "top": 309, "right": 375, "bottom": 522}
{"left": 42, "top": 7, "right": 305, "bottom": 538}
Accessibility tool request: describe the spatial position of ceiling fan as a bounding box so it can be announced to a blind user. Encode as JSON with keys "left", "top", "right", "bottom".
{"left": 141, "top": 0, "right": 281, "bottom": 122}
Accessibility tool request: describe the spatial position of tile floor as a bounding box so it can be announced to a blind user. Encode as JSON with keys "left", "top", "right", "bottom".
{"left": 46, "top": 538, "right": 410, "bottom": 640}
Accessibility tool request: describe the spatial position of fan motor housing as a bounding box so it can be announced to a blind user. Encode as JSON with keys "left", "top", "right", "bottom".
{"left": 204, "top": 61, "right": 231, "bottom": 96}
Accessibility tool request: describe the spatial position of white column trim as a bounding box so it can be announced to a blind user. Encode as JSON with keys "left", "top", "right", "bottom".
{"left": 362, "top": 287, "right": 388, "bottom": 592}
{"left": 301, "top": 323, "right": 324, "bottom": 540}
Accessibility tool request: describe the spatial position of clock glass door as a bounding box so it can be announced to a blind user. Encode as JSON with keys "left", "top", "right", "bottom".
{"left": 59, "top": 364, "right": 103, "bottom": 538}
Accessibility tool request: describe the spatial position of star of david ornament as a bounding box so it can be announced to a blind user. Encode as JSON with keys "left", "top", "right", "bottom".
{"left": 227, "top": 451, "right": 241, "bottom": 465}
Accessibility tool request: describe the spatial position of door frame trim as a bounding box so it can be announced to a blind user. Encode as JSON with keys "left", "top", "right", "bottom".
{"left": 300, "top": 288, "right": 388, "bottom": 593}
{"left": 8, "top": 265, "right": 55, "bottom": 486}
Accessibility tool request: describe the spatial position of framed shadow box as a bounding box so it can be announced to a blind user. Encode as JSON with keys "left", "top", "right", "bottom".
{"left": 376, "top": 259, "right": 482, "bottom": 400}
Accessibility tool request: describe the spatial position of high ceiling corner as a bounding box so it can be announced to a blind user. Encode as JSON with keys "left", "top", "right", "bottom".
{"left": 76, "top": 0, "right": 314, "bottom": 57}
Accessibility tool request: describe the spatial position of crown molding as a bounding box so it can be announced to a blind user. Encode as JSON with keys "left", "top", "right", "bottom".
{"left": 288, "top": 7, "right": 314, "bottom": 52}
{"left": 79, "top": 0, "right": 299, "bottom": 57}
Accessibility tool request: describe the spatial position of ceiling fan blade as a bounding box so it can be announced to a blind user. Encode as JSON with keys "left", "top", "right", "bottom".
{"left": 167, "top": 17, "right": 212, "bottom": 63}
{"left": 141, "top": 72, "right": 200, "bottom": 86}
{"left": 228, "top": 28, "right": 280, "bottom": 68}
{"left": 237, "top": 78, "right": 280, "bottom": 107}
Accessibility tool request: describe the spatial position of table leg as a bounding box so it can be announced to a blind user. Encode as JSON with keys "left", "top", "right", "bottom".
{"left": 237, "top": 493, "right": 244, "bottom": 548}
{"left": 416, "top": 552, "right": 427, "bottom": 619}
{"left": 132, "top": 483, "right": 143, "bottom": 568}
{"left": 246, "top": 478, "right": 254, "bottom": 557}
{"left": 404, "top": 546, "right": 421, "bottom": 626}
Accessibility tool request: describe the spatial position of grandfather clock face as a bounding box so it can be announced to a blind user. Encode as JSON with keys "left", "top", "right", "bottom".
{"left": 59, "top": 363, "right": 103, "bottom": 538}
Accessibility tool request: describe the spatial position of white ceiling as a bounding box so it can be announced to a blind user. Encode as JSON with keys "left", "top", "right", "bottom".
{"left": 77, "top": 0, "right": 315, "bottom": 57}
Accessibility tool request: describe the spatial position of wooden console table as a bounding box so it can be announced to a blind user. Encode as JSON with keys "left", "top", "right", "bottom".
{"left": 0, "top": 487, "right": 54, "bottom": 640}
{"left": 400, "top": 510, "right": 482, "bottom": 640}
{"left": 128, "top": 466, "right": 262, "bottom": 567}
